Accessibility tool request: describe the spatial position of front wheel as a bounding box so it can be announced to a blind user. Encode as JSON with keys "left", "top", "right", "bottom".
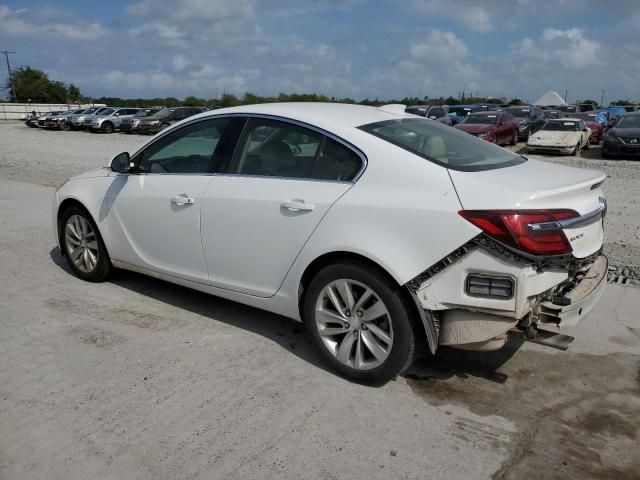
{"left": 303, "top": 262, "right": 418, "bottom": 383}
{"left": 101, "top": 122, "right": 114, "bottom": 134}
{"left": 61, "top": 206, "right": 112, "bottom": 282}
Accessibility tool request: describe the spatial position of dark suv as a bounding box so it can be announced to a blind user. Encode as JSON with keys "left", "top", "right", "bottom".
{"left": 504, "top": 105, "right": 546, "bottom": 141}
{"left": 405, "top": 105, "right": 452, "bottom": 126}
{"left": 137, "top": 107, "right": 206, "bottom": 134}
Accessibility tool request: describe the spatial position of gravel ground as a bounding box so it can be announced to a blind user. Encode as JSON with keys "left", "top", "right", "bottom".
{"left": 1, "top": 122, "right": 638, "bottom": 282}
{"left": 1, "top": 177, "right": 639, "bottom": 480}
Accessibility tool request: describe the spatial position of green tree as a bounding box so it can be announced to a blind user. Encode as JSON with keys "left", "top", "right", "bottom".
{"left": 68, "top": 84, "right": 81, "bottom": 102}
{"left": 184, "top": 95, "right": 206, "bottom": 106}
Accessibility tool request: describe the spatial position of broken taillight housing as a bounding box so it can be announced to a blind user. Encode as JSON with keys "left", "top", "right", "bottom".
{"left": 458, "top": 209, "right": 580, "bottom": 256}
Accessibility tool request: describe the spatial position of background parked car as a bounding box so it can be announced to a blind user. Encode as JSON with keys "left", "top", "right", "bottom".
{"left": 571, "top": 113, "right": 606, "bottom": 144}
{"left": 527, "top": 118, "right": 591, "bottom": 155}
{"left": 596, "top": 108, "right": 621, "bottom": 128}
{"left": 405, "top": 105, "right": 452, "bottom": 125}
{"left": 137, "top": 107, "right": 205, "bottom": 134}
{"left": 90, "top": 108, "right": 142, "bottom": 134}
{"left": 36, "top": 111, "right": 64, "bottom": 127}
{"left": 46, "top": 110, "right": 84, "bottom": 130}
{"left": 24, "top": 111, "right": 43, "bottom": 128}
{"left": 81, "top": 107, "right": 114, "bottom": 130}
{"left": 542, "top": 109, "right": 564, "bottom": 119}
{"left": 446, "top": 105, "right": 484, "bottom": 125}
{"left": 602, "top": 111, "right": 640, "bottom": 159}
{"left": 454, "top": 111, "right": 519, "bottom": 145}
{"left": 120, "top": 107, "right": 164, "bottom": 134}
{"left": 67, "top": 107, "right": 104, "bottom": 130}
{"left": 505, "top": 105, "right": 546, "bottom": 141}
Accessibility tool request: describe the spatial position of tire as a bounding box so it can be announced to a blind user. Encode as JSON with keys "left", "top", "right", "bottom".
{"left": 572, "top": 142, "right": 580, "bottom": 156}
{"left": 510, "top": 130, "right": 518, "bottom": 146}
{"left": 61, "top": 122, "right": 70, "bottom": 131}
{"left": 303, "top": 262, "right": 418, "bottom": 383}
{"left": 159, "top": 123, "right": 170, "bottom": 131}
{"left": 101, "top": 122, "right": 114, "bottom": 134}
{"left": 60, "top": 206, "right": 112, "bottom": 282}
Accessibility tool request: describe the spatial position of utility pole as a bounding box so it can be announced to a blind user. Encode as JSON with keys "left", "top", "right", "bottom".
{"left": 2, "top": 50, "right": 15, "bottom": 101}
{"left": 601, "top": 89, "right": 605, "bottom": 107}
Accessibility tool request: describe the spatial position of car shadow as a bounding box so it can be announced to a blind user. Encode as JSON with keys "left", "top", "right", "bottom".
{"left": 403, "top": 336, "right": 525, "bottom": 384}
{"left": 50, "top": 247, "right": 526, "bottom": 386}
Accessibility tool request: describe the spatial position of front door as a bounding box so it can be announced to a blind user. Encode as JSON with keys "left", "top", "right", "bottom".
{"left": 106, "top": 117, "right": 232, "bottom": 283}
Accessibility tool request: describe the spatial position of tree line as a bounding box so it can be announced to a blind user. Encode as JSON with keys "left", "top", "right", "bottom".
{"left": 3, "top": 65, "right": 636, "bottom": 108}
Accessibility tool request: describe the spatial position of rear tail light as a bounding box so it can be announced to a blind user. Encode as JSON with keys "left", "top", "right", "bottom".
{"left": 458, "top": 209, "right": 580, "bottom": 255}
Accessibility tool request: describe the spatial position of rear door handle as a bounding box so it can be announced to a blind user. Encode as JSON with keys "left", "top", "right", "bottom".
{"left": 281, "top": 200, "right": 314, "bottom": 212}
{"left": 171, "top": 195, "right": 195, "bottom": 206}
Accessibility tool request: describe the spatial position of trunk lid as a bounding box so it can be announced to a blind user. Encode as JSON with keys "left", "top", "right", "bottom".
{"left": 450, "top": 159, "right": 606, "bottom": 258}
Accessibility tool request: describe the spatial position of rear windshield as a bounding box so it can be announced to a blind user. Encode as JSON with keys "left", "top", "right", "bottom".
{"left": 462, "top": 114, "right": 497, "bottom": 124}
{"left": 359, "top": 118, "right": 525, "bottom": 172}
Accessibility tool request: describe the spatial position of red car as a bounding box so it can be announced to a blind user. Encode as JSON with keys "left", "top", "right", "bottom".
{"left": 571, "top": 113, "right": 605, "bottom": 144}
{"left": 454, "top": 111, "right": 519, "bottom": 146}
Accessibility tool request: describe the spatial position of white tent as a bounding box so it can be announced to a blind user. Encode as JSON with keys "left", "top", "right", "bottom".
{"left": 534, "top": 90, "right": 566, "bottom": 106}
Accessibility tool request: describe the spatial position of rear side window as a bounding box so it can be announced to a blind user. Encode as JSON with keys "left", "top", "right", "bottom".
{"left": 229, "top": 118, "right": 362, "bottom": 181}
{"left": 359, "top": 118, "right": 525, "bottom": 171}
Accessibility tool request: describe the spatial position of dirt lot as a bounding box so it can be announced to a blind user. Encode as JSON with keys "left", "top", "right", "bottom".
{"left": 1, "top": 122, "right": 639, "bottom": 480}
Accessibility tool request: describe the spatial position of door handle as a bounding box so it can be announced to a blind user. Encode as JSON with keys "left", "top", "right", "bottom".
{"left": 281, "top": 200, "right": 314, "bottom": 212}
{"left": 171, "top": 195, "right": 195, "bottom": 206}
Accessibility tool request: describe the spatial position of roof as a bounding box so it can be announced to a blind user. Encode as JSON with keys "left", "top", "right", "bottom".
{"left": 204, "top": 102, "right": 412, "bottom": 128}
{"left": 534, "top": 90, "right": 567, "bottom": 106}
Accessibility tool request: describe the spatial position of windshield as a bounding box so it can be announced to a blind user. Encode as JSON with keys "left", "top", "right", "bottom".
{"left": 506, "top": 108, "right": 530, "bottom": 118}
{"left": 448, "top": 106, "right": 473, "bottom": 116}
{"left": 98, "top": 108, "right": 115, "bottom": 116}
{"left": 462, "top": 114, "right": 497, "bottom": 125}
{"left": 572, "top": 113, "right": 599, "bottom": 121}
{"left": 135, "top": 108, "right": 163, "bottom": 117}
{"left": 83, "top": 108, "right": 98, "bottom": 114}
{"left": 542, "top": 121, "right": 580, "bottom": 132}
{"left": 359, "top": 118, "right": 525, "bottom": 172}
{"left": 616, "top": 116, "right": 640, "bottom": 128}
{"left": 154, "top": 108, "right": 173, "bottom": 118}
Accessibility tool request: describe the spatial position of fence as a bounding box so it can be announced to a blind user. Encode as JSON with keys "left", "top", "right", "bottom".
{"left": 0, "top": 103, "right": 106, "bottom": 121}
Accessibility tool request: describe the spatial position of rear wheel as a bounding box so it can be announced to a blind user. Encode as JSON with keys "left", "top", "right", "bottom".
{"left": 303, "top": 262, "right": 418, "bottom": 383}
{"left": 61, "top": 206, "right": 112, "bottom": 282}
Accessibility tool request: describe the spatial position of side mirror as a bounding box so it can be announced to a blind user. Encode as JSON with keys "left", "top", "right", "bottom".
{"left": 110, "top": 152, "right": 131, "bottom": 173}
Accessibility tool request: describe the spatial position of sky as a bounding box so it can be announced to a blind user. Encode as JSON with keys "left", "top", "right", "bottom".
{"left": 0, "top": 0, "right": 639, "bottom": 103}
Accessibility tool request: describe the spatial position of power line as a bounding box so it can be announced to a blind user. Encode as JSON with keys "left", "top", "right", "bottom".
{"left": 2, "top": 50, "right": 16, "bottom": 100}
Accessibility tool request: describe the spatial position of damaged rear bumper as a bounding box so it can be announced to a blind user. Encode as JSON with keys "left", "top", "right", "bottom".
{"left": 407, "top": 236, "right": 607, "bottom": 352}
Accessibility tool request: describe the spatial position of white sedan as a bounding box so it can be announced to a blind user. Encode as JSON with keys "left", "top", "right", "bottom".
{"left": 526, "top": 118, "right": 591, "bottom": 155}
{"left": 53, "top": 103, "right": 608, "bottom": 383}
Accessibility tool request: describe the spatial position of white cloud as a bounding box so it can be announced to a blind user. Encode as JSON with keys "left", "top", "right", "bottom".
{"left": 410, "top": 30, "right": 468, "bottom": 62}
{"left": 0, "top": 5, "right": 107, "bottom": 41}
{"left": 127, "top": 0, "right": 255, "bottom": 22}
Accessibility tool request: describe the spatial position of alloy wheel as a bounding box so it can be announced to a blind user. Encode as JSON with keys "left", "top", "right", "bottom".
{"left": 314, "top": 279, "right": 393, "bottom": 370}
{"left": 64, "top": 214, "right": 99, "bottom": 273}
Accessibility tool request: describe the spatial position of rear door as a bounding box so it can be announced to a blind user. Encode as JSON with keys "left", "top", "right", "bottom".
{"left": 201, "top": 116, "right": 364, "bottom": 297}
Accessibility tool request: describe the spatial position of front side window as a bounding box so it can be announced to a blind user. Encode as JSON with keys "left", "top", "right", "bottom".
{"left": 137, "top": 118, "right": 230, "bottom": 173}
{"left": 359, "top": 117, "right": 525, "bottom": 171}
{"left": 429, "top": 108, "right": 443, "bottom": 118}
{"left": 229, "top": 118, "right": 361, "bottom": 181}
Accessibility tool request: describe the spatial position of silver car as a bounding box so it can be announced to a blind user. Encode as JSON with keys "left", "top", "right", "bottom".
{"left": 67, "top": 107, "right": 105, "bottom": 130}
{"left": 81, "top": 107, "right": 115, "bottom": 129}
{"left": 90, "top": 108, "right": 142, "bottom": 134}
